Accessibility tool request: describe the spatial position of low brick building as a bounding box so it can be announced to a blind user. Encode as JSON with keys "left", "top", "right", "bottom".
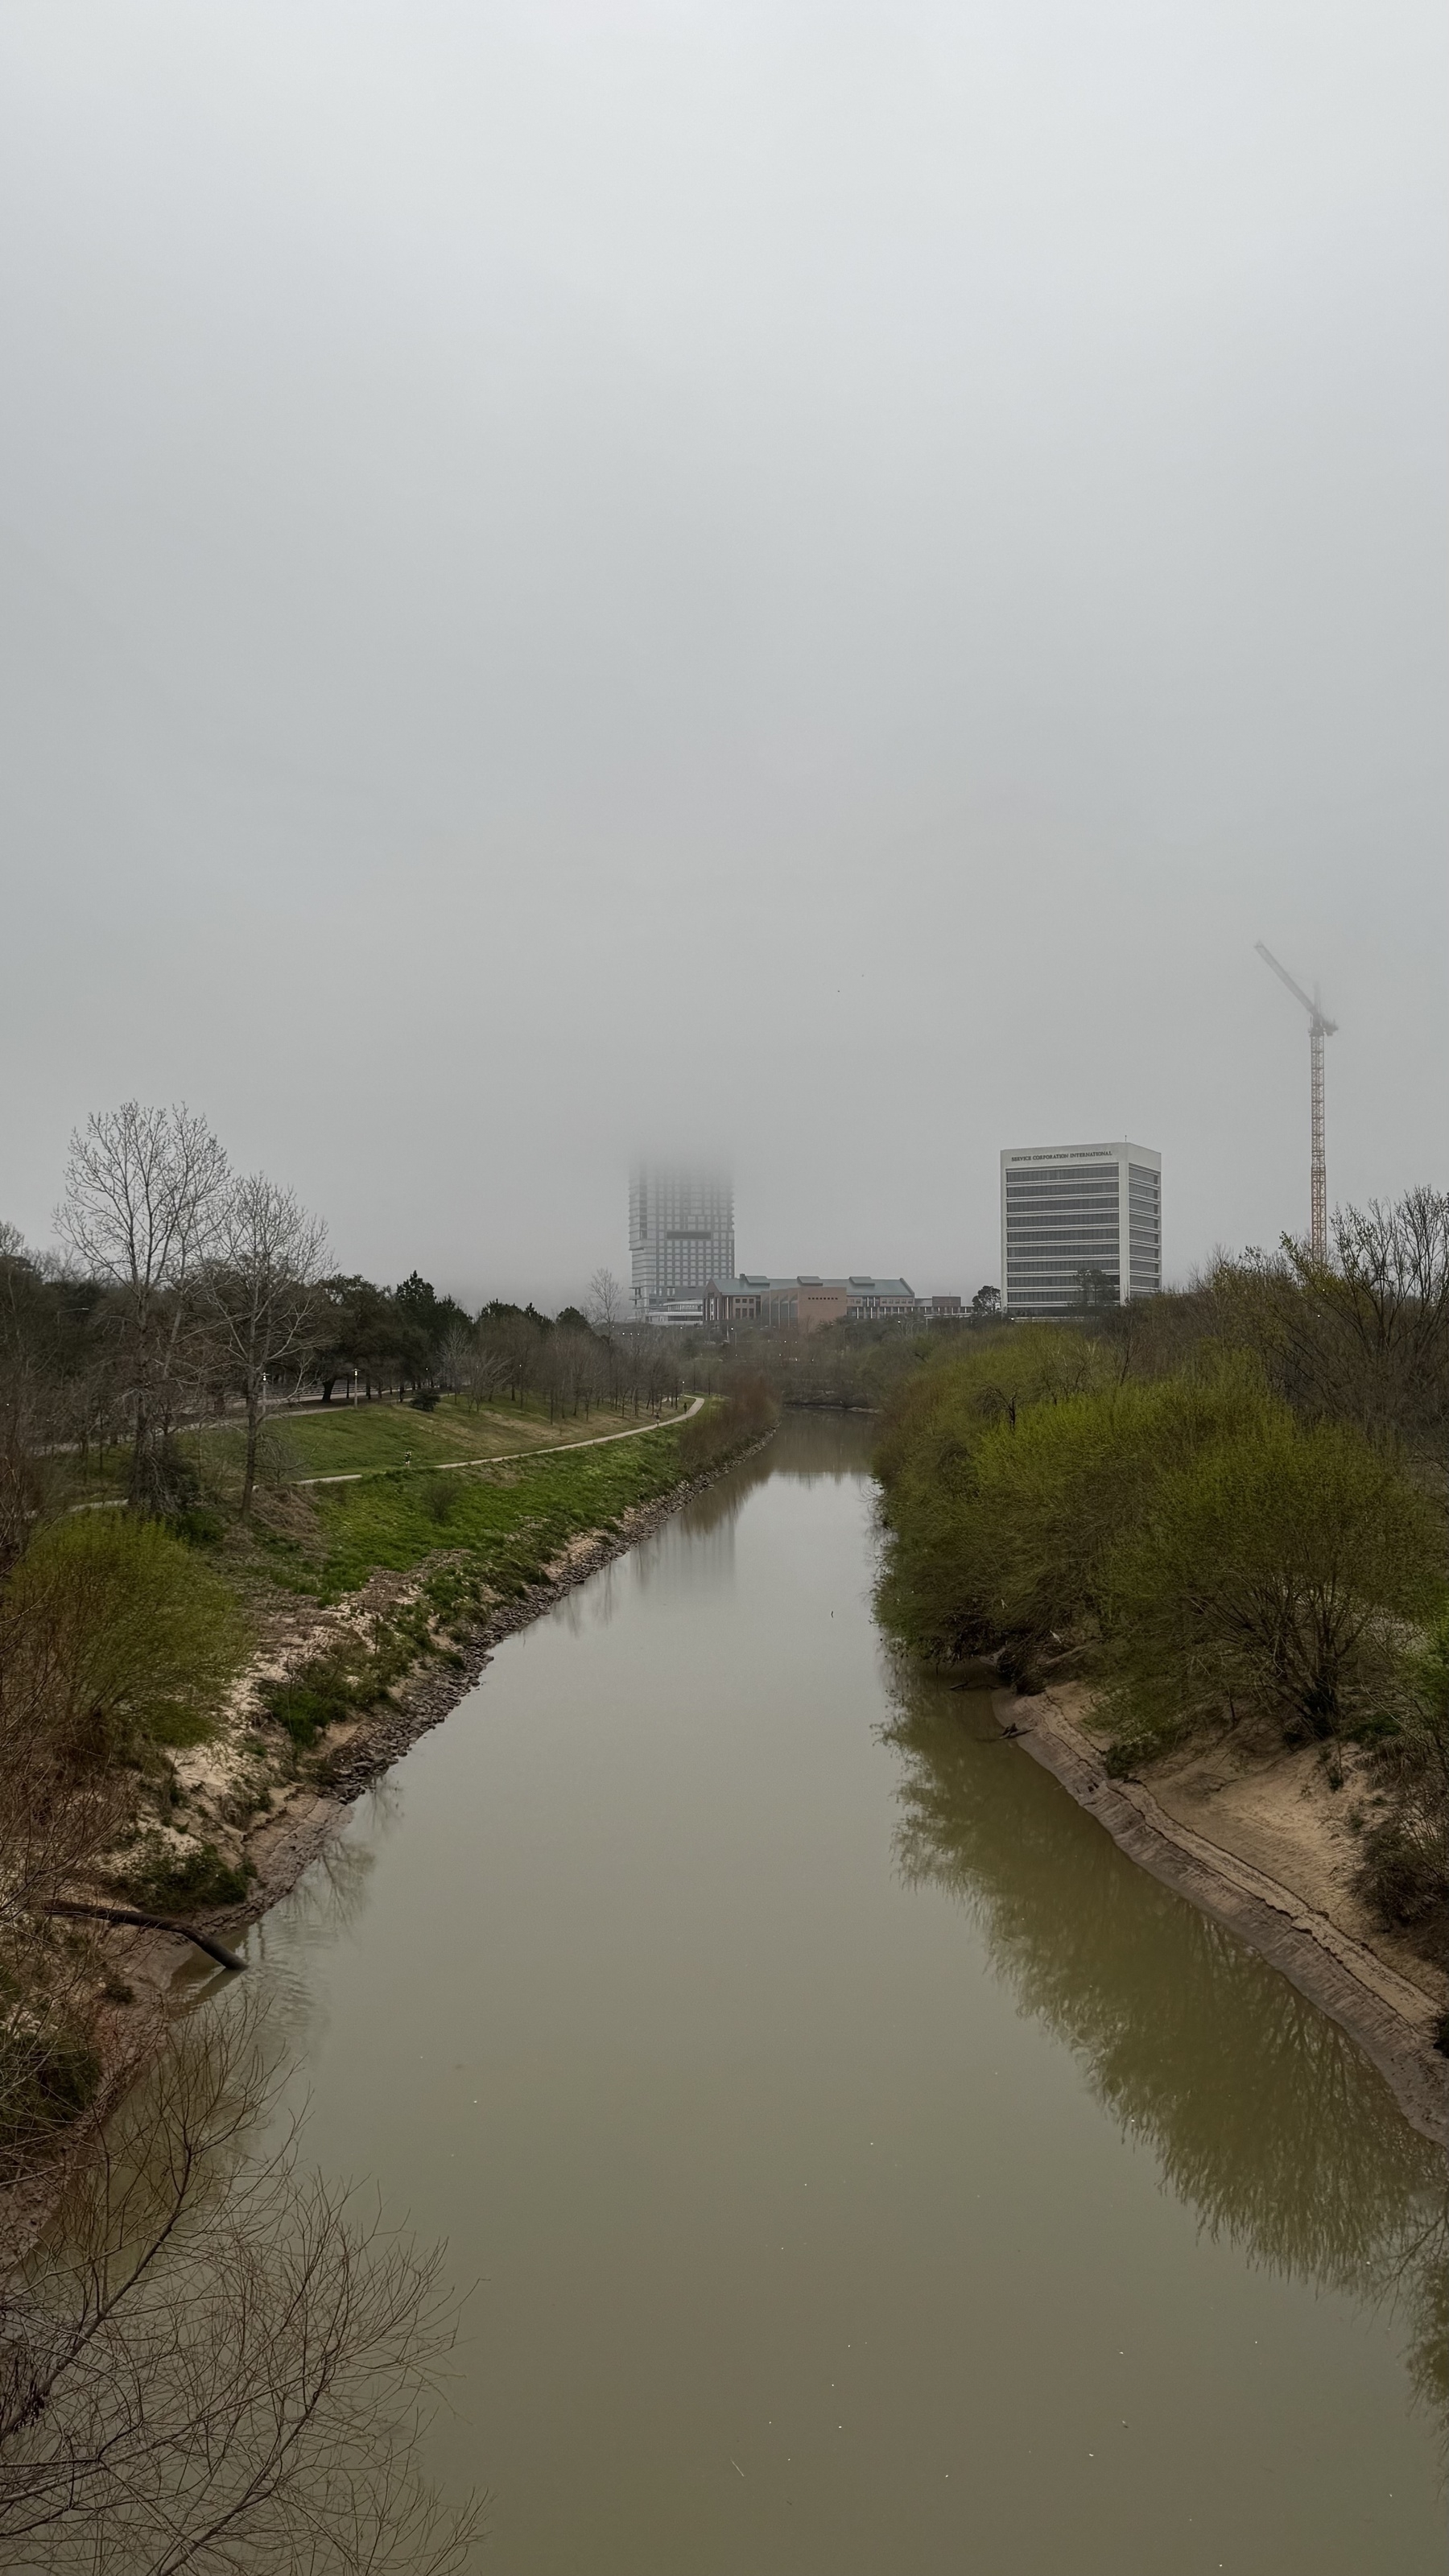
{"left": 703, "top": 1275, "right": 919, "bottom": 1332}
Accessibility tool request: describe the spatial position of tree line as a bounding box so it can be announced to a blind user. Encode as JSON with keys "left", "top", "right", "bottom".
{"left": 1, "top": 1104, "right": 687, "bottom": 1550}
{"left": 873, "top": 1188, "right": 1449, "bottom": 1980}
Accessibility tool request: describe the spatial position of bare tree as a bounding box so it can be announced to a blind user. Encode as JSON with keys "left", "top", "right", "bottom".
{"left": 586, "top": 1268, "right": 623, "bottom": 1335}
{"left": 1211, "top": 1187, "right": 1449, "bottom": 1442}
{"left": 57, "top": 1106, "right": 231, "bottom": 1512}
{"left": 435, "top": 1325, "right": 470, "bottom": 1397}
{"left": 0, "top": 2005, "right": 481, "bottom": 2572}
{"left": 202, "top": 1177, "right": 328, "bottom": 1517}
{"left": 477, "top": 1314, "right": 541, "bottom": 1408}
{"left": 436, "top": 1325, "right": 512, "bottom": 1413}
{"left": 1315, "top": 1188, "right": 1449, "bottom": 1428}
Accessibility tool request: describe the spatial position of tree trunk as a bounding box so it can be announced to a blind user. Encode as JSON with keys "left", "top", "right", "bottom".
{"left": 241, "top": 1376, "right": 261, "bottom": 1518}
{"left": 127, "top": 1389, "right": 160, "bottom": 1510}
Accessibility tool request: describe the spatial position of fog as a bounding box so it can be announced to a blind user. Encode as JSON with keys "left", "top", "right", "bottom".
{"left": 2, "top": 3, "right": 1443, "bottom": 1306}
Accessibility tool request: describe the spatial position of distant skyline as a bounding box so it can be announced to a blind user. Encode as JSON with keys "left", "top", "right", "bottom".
{"left": 2, "top": 5, "right": 1443, "bottom": 1307}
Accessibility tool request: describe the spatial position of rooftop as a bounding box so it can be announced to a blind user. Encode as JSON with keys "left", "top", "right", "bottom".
{"left": 705, "top": 1275, "right": 917, "bottom": 1299}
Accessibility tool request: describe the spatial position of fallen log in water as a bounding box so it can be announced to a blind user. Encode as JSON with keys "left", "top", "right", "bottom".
{"left": 45, "top": 1899, "right": 247, "bottom": 1973}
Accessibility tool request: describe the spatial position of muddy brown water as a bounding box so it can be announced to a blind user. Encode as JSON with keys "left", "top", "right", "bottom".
{"left": 205, "top": 1413, "right": 1446, "bottom": 2570}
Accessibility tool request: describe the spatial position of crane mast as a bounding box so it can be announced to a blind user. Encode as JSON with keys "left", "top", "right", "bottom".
{"left": 1309, "top": 1016, "right": 1326, "bottom": 1257}
{"left": 1255, "top": 943, "right": 1337, "bottom": 1262}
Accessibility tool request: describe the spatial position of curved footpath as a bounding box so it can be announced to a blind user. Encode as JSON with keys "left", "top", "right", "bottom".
{"left": 1007, "top": 1686, "right": 1449, "bottom": 2150}
{"left": 297, "top": 1393, "right": 705, "bottom": 1486}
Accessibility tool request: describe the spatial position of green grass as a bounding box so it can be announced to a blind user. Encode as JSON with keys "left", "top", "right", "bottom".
{"left": 295, "top": 1422, "right": 695, "bottom": 1603}
{"left": 56, "top": 1396, "right": 692, "bottom": 1511}
{"left": 192, "top": 1392, "right": 666, "bottom": 1482}
{"left": 120, "top": 1839, "right": 254, "bottom": 1912}
{"left": 146, "top": 1704, "right": 219, "bottom": 1750}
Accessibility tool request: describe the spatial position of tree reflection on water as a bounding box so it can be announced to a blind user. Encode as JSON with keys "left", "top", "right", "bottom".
{"left": 882, "top": 1662, "right": 1449, "bottom": 2428}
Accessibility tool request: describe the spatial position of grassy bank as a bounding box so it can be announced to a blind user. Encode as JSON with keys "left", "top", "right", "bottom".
{"left": 62, "top": 1387, "right": 673, "bottom": 1503}
{"left": 0, "top": 1381, "right": 777, "bottom": 2190}
{"left": 256, "top": 1410, "right": 704, "bottom": 1599}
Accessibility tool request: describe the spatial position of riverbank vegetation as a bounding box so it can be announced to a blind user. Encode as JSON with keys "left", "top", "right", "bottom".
{"left": 873, "top": 1190, "right": 1449, "bottom": 1975}
{"left": 0, "top": 1100, "right": 780, "bottom": 2560}
{"left": 885, "top": 1664, "right": 1449, "bottom": 2419}
{"left": 1, "top": 1104, "right": 723, "bottom": 1987}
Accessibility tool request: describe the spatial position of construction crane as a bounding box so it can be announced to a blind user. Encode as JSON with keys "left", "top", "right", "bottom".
{"left": 1255, "top": 942, "right": 1337, "bottom": 1261}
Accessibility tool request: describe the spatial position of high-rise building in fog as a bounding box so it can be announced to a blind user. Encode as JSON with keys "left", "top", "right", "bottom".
{"left": 1000, "top": 1141, "right": 1161, "bottom": 1315}
{"left": 630, "top": 1165, "right": 735, "bottom": 1312}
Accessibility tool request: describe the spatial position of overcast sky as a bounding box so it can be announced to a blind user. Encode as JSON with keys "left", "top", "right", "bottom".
{"left": 2, "top": 2, "right": 1444, "bottom": 1306}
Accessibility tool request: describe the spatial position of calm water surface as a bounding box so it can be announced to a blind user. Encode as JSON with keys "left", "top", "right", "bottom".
{"left": 216, "top": 1414, "right": 1446, "bottom": 2570}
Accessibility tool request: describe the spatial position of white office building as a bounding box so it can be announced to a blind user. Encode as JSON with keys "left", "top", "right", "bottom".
{"left": 630, "top": 1165, "right": 735, "bottom": 1313}
{"left": 1001, "top": 1141, "right": 1161, "bottom": 1315}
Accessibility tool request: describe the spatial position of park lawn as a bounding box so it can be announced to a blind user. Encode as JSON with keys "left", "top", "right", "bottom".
{"left": 196, "top": 1393, "right": 657, "bottom": 1482}
{"left": 294, "top": 1419, "right": 694, "bottom": 1602}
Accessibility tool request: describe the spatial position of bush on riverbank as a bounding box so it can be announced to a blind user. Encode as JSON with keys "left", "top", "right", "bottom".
{"left": 1, "top": 1514, "right": 249, "bottom": 1767}
{"left": 1100, "top": 1410, "right": 1443, "bottom": 1760}
{"left": 0, "top": 1513, "right": 251, "bottom": 2191}
{"left": 678, "top": 1373, "right": 778, "bottom": 1476}
{"left": 874, "top": 1203, "right": 1449, "bottom": 1961}
{"left": 119, "top": 1836, "right": 254, "bottom": 1913}
{"left": 874, "top": 1349, "right": 1446, "bottom": 1758}
{"left": 1352, "top": 1617, "right": 1449, "bottom": 1963}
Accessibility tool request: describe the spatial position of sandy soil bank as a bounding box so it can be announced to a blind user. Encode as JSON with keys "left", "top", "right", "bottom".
{"left": 1006, "top": 1682, "right": 1449, "bottom": 2150}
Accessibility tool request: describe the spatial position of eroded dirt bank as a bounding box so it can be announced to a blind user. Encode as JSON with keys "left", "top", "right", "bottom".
{"left": 1006, "top": 1682, "right": 1449, "bottom": 2149}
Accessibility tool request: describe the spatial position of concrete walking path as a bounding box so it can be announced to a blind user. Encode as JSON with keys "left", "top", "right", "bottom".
{"left": 298, "top": 1394, "right": 705, "bottom": 1488}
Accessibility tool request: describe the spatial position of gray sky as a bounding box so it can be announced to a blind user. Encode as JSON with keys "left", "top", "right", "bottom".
{"left": 2, "top": 2, "right": 1444, "bottom": 1307}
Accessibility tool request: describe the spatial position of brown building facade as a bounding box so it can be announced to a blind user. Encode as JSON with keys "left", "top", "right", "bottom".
{"left": 702, "top": 1275, "right": 923, "bottom": 1332}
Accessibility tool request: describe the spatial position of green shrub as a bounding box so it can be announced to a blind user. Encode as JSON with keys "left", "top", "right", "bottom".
{"left": 873, "top": 1348, "right": 1270, "bottom": 1670}
{"left": 1101, "top": 1414, "right": 1444, "bottom": 1750}
{"left": 871, "top": 1326, "right": 1118, "bottom": 1661}
{"left": 124, "top": 1839, "right": 252, "bottom": 1912}
{"left": 1356, "top": 1816, "right": 1447, "bottom": 1951}
{"left": 678, "top": 1375, "right": 777, "bottom": 1476}
{"left": 258, "top": 1640, "right": 396, "bottom": 1750}
{"left": 1345, "top": 1711, "right": 1402, "bottom": 1747}
{"left": 0, "top": 1512, "right": 250, "bottom": 1765}
{"left": 1353, "top": 1615, "right": 1449, "bottom": 1957}
{"left": 145, "top": 1705, "right": 218, "bottom": 1751}
{"left": 875, "top": 1339, "right": 1446, "bottom": 1773}
{"left": 259, "top": 1671, "right": 353, "bottom": 1750}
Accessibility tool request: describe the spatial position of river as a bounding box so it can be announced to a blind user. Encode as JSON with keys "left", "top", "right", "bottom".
{"left": 215, "top": 1412, "right": 1446, "bottom": 2570}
